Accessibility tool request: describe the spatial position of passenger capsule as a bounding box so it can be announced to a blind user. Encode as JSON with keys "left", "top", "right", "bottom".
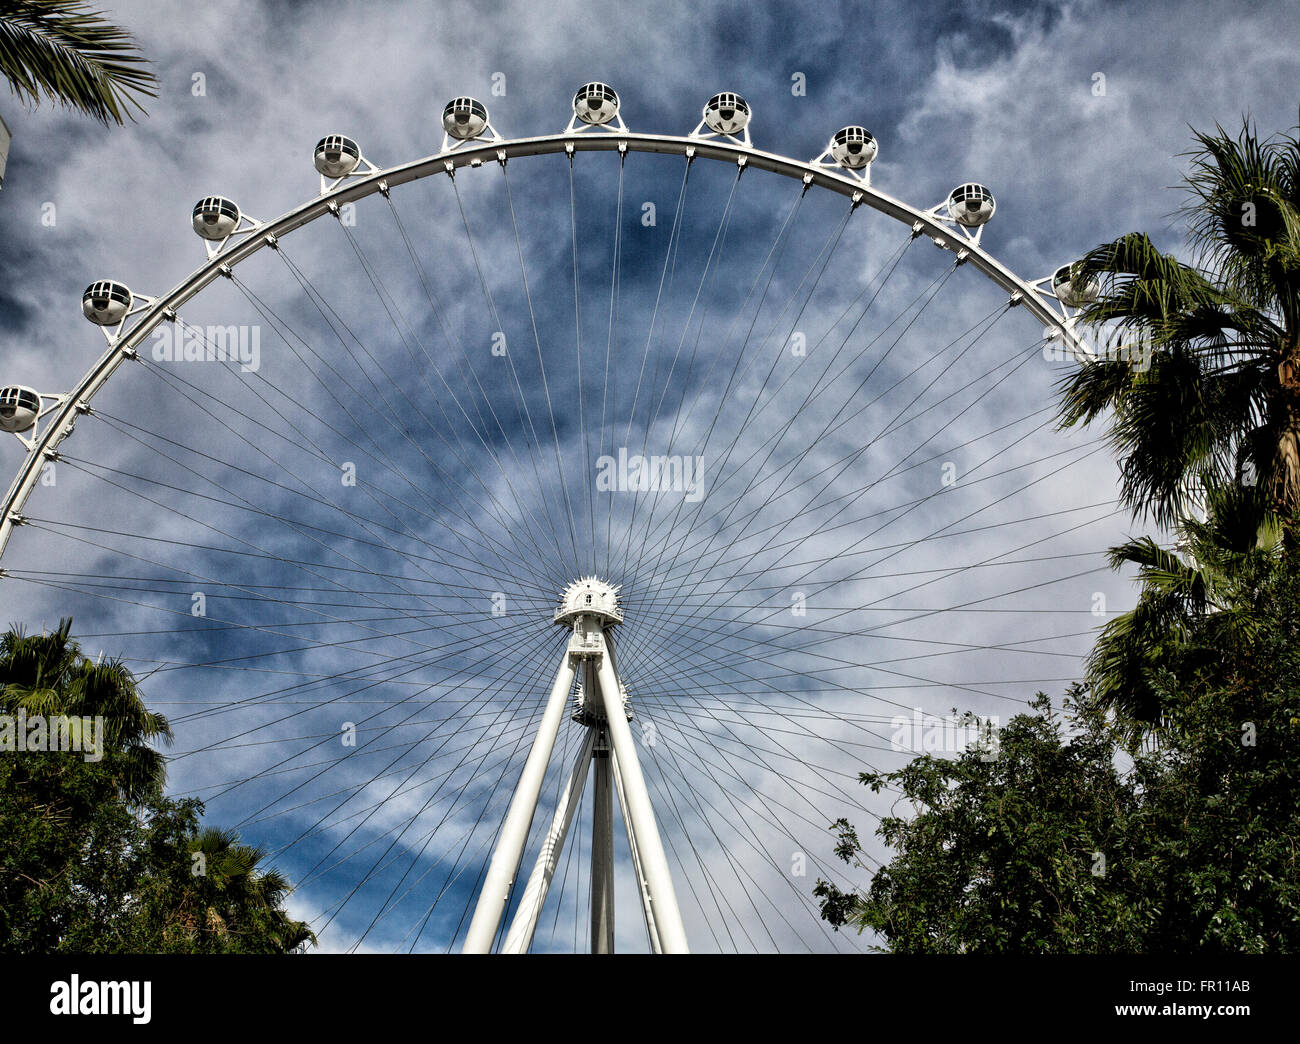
{"left": 192, "top": 196, "right": 241, "bottom": 241}
{"left": 573, "top": 82, "right": 620, "bottom": 126}
{"left": 703, "top": 92, "right": 750, "bottom": 136}
{"left": 830, "top": 126, "right": 877, "bottom": 169}
{"left": 314, "top": 135, "right": 361, "bottom": 178}
{"left": 0, "top": 385, "right": 41, "bottom": 433}
{"left": 442, "top": 97, "right": 489, "bottom": 140}
{"left": 1052, "top": 263, "right": 1099, "bottom": 308}
{"left": 82, "top": 280, "right": 132, "bottom": 325}
{"left": 947, "top": 183, "right": 995, "bottom": 227}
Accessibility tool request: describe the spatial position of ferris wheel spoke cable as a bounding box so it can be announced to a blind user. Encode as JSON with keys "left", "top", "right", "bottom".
{"left": 641, "top": 718, "right": 874, "bottom": 952}
{"left": 651, "top": 740, "right": 801, "bottom": 952}
{"left": 216, "top": 721, "right": 545, "bottom": 878}
{"left": 242, "top": 256, "right": 569, "bottom": 586}
{"left": 367, "top": 722, "right": 571, "bottom": 954}
{"left": 624, "top": 313, "right": 1035, "bottom": 594}
{"left": 646, "top": 683, "right": 878, "bottom": 826}
{"left": 626, "top": 229, "right": 916, "bottom": 587}
{"left": 387, "top": 726, "right": 569, "bottom": 953}
{"left": 645, "top": 696, "right": 884, "bottom": 814}
{"left": 186, "top": 624, "right": 553, "bottom": 791}
{"left": 294, "top": 654, "right": 551, "bottom": 918}
{"left": 55, "top": 451, "right": 539, "bottom": 608}
{"left": 619, "top": 509, "right": 1116, "bottom": 705}
{"left": 62, "top": 426, "right": 558, "bottom": 620}
{"left": 383, "top": 696, "right": 596, "bottom": 957}
{"left": 301, "top": 769, "right": 519, "bottom": 947}
{"left": 123, "top": 341, "right": 560, "bottom": 604}
{"left": 225, "top": 262, "right": 566, "bottom": 593}
{"left": 646, "top": 735, "right": 854, "bottom": 952}
{"left": 641, "top": 166, "right": 746, "bottom": 475}
{"left": 38, "top": 413, "right": 574, "bottom": 644}
{"left": 622, "top": 425, "right": 1115, "bottom": 684}
{"left": 320, "top": 217, "right": 575, "bottom": 579}
{"left": 623, "top": 256, "right": 960, "bottom": 602}
{"left": 637, "top": 694, "right": 904, "bottom": 766}
{"left": 18, "top": 521, "right": 535, "bottom": 700}
{"left": 202, "top": 623, "right": 561, "bottom": 815}
{"left": 618, "top": 491, "right": 1107, "bottom": 670}
{"left": 598, "top": 153, "right": 627, "bottom": 579}
{"left": 619, "top": 158, "right": 693, "bottom": 453}
{"left": 627, "top": 261, "right": 966, "bottom": 619}
{"left": 658, "top": 479, "right": 1111, "bottom": 611}
{"left": 639, "top": 745, "right": 750, "bottom": 952}
{"left": 612, "top": 189, "right": 838, "bottom": 574}
{"left": 446, "top": 175, "right": 582, "bottom": 579}
{"left": 606, "top": 181, "right": 810, "bottom": 580}
{"left": 162, "top": 632, "right": 557, "bottom": 820}
{"left": 118, "top": 366, "right": 556, "bottom": 602}
{"left": 196, "top": 707, "right": 546, "bottom": 823}
{"left": 17, "top": 517, "right": 541, "bottom": 682}
{"left": 613, "top": 166, "right": 746, "bottom": 576}
{"left": 379, "top": 190, "right": 562, "bottom": 540}
{"left": 164, "top": 305, "right": 554, "bottom": 590}
{"left": 614, "top": 487, "right": 1107, "bottom": 692}
{"left": 228, "top": 670, "right": 555, "bottom": 940}
{"left": 248, "top": 715, "right": 545, "bottom": 888}
{"left": 21, "top": 517, "right": 564, "bottom": 626}
{"left": 623, "top": 299, "right": 1014, "bottom": 630}
{"left": 615, "top": 198, "right": 857, "bottom": 580}
{"left": 500, "top": 165, "right": 586, "bottom": 573}
{"left": 562, "top": 159, "right": 597, "bottom": 577}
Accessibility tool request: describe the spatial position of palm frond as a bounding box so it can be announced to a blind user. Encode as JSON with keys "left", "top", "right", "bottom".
{"left": 0, "top": 0, "right": 155, "bottom": 125}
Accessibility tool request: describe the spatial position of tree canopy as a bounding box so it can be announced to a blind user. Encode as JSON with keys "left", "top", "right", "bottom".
{"left": 0, "top": 619, "right": 315, "bottom": 953}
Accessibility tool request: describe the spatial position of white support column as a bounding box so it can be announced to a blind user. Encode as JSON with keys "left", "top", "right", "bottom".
{"left": 462, "top": 653, "right": 577, "bottom": 953}
{"left": 611, "top": 745, "right": 662, "bottom": 953}
{"left": 593, "top": 639, "right": 689, "bottom": 953}
{"left": 501, "top": 726, "right": 595, "bottom": 954}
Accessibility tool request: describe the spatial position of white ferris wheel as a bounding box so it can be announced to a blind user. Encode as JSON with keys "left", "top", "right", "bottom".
{"left": 0, "top": 84, "right": 1112, "bottom": 953}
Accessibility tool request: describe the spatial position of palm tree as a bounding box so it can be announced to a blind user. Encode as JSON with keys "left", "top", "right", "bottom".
{"left": 164, "top": 826, "right": 316, "bottom": 953}
{"left": 0, "top": 617, "right": 171, "bottom": 801}
{"left": 0, "top": 0, "right": 155, "bottom": 125}
{"left": 1058, "top": 115, "right": 1300, "bottom": 531}
{"left": 1085, "top": 480, "right": 1281, "bottom": 740}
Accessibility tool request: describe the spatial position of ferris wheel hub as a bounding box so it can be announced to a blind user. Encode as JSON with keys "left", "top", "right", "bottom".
{"left": 554, "top": 576, "right": 623, "bottom": 627}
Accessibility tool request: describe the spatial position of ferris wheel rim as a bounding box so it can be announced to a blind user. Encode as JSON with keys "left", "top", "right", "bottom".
{"left": 0, "top": 108, "right": 1117, "bottom": 953}
{"left": 0, "top": 126, "right": 1087, "bottom": 565}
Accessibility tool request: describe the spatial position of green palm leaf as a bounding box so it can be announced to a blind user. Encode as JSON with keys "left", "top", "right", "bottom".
{"left": 1057, "top": 118, "right": 1300, "bottom": 525}
{"left": 0, "top": 0, "right": 155, "bottom": 125}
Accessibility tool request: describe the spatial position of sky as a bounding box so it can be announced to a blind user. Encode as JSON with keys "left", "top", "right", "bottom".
{"left": 0, "top": 0, "right": 1297, "bottom": 953}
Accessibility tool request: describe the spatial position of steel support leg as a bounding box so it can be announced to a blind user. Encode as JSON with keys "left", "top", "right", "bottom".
{"left": 462, "top": 653, "right": 577, "bottom": 953}
{"left": 500, "top": 726, "right": 595, "bottom": 954}
{"left": 611, "top": 745, "right": 662, "bottom": 953}
{"left": 593, "top": 637, "right": 689, "bottom": 952}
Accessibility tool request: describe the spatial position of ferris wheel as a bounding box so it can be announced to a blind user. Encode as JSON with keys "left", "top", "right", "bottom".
{"left": 0, "top": 84, "right": 1115, "bottom": 953}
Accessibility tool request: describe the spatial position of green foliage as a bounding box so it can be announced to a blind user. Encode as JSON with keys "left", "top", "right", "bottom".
{"left": 0, "top": 620, "right": 314, "bottom": 953}
{"left": 1057, "top": 117, "right": 1300, "bottom": 526}
{"left": 817, "top": 547, "right": 1300, "bottom": 952}
{"left": 0, "top": 0, "right": 155, "bottom": 124}
{"left": 1, "top": 617, "right": 171, "bottom": 804}
{"left": 1086, "top": 480, "right": 1281, "bottom": 735}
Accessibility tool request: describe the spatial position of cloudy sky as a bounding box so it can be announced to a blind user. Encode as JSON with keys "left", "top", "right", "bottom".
{"left": 0, "top": 0, "right": 1296, "bottom": 953}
